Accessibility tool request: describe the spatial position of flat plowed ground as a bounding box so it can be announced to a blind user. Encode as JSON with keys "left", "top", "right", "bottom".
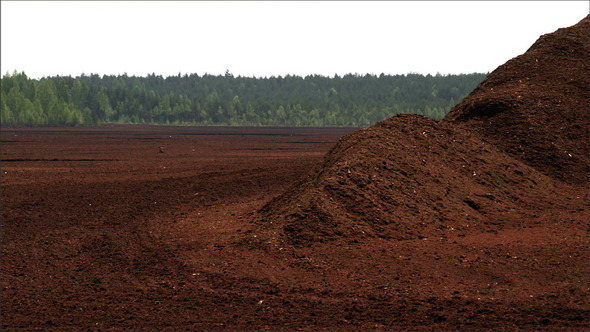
{"left": 1, "top": 125, "right": 588, "bottom": 331}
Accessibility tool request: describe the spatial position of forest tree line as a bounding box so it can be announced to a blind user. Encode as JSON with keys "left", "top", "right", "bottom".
{"left": 1, "top": 71, "right": 486, "bottom": 127}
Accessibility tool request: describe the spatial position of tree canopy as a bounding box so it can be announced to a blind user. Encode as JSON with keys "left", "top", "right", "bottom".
{"left": 1, "top": 71, "right": 486, "bottom": 127}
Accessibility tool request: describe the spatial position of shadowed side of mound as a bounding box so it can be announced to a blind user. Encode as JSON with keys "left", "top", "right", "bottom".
{"left": 444, "top": 15, "right": 590, "bottom": 185}
{"left": 257, "top": 114, "right": 567, "bottom": 245}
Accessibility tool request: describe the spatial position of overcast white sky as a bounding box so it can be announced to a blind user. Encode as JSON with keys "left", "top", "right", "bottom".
{"left": 1, "top": 1, "right": 588, "bottom": 79}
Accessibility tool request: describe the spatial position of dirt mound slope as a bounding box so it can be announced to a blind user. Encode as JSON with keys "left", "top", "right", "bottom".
{"left": 257, "top": 16, "right": 589, "bottom": 245}
{"left": 444, "top": 15, "right": 590, "bottom": 184}
{"left": 258, "top": 114, "right": 569, "bottom": 244}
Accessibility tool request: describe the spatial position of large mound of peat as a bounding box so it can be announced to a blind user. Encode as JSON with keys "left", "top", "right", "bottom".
{"left": 445, "top": 15, "right": 590, "bottom": 184}
{"left": 258, "top": 16, "right": 589, "bottom": 244}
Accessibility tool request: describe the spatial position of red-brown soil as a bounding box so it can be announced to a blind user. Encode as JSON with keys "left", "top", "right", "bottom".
{"left": 2, "top": 125, "right": 588, "bottom": 331}
{"left": 258, "top": 114, "right": 581, "bottom": 244}
{"left": 2, "top": 16, "right": 590, "bottom": 331}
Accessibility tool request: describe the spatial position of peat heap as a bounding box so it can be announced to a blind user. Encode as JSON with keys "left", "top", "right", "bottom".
{"left": 445, "top": 15, "right": 590, "bottom": 184}
{"left": 257, "top": 16, "right": 589, "bottom": 244}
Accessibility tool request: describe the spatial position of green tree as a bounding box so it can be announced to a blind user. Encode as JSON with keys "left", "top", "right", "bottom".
{"left": 95, "top": 88, "right": 114, "bottom": 121}
{"left": 0, "top": 90, "right": 15, "bottom": 126}
{"left": 35, "top": 80, "right": 58, "bottom": 124}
